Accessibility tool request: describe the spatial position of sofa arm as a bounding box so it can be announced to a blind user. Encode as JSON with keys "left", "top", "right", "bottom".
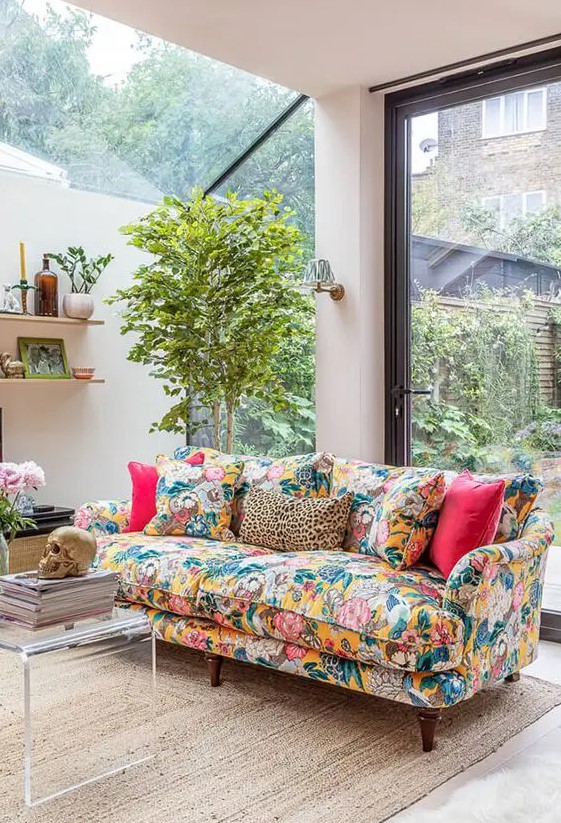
{"left": 444, "top": 508, "right": 554, "bottom": 614}
{"left": 74, "top": 499, "right": 131, "bottom": 537}
{"left": 442, "top": 508, "right": 553, "bottom": 694}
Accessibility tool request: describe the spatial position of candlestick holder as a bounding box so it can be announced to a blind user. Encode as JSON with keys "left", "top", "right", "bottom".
{"left": 12, "top": 280, "right": 35, "bottom": 315}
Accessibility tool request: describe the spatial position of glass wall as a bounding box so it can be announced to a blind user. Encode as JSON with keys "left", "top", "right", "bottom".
{"left": 2, "top": 0, "right": 316, "bottom": 458}
{"left": 2, "top": 0, "right": 298, "bottom": 201}
{"left": 215, "top": 100, "right": 316, "bottom": 456}
{"left": 408, "top": 81, "right": 561, "bottom": 612}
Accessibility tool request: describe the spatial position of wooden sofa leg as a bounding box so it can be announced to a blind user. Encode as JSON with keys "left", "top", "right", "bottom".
{"left": 205, "top": 653, "right": 223, "bottom": 687}
{"left": 505, "top": 672, "right": 520, "bottom": 683}
{"left": 417, "top": 708, "right": 441, "bottom": 752}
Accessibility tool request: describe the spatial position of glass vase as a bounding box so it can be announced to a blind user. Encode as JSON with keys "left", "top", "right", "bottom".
{"left": 0, "top": 532, "right": 8, "bottom": 576}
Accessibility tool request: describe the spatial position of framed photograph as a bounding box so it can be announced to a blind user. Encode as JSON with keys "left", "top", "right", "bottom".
{"left": 18, "top": 337, "right": 70, "bottom": 380}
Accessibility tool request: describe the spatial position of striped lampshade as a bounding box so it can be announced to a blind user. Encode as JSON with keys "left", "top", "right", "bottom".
{"left": 303, "top": 258, "right": 335, "bottom": 285}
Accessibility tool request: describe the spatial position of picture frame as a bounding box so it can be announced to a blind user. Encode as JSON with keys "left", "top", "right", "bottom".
{"left": 18, "top": 337, "right": 71, "bottom": 380}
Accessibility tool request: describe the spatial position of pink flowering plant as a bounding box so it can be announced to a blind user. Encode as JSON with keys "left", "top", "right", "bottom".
{"left": 0, "top": 461, "right": 46, "bottom": 541}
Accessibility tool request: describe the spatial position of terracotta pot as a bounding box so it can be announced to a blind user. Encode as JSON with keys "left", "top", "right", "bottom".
{"left": 63, "top": 293, "right": 94, "bottom": 320}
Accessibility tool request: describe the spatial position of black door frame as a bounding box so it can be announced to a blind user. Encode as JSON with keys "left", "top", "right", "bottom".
{"left": 384, "top": 46, "right": 561, "bottom": 465}
{"left": 384, "top": 48, "right": 561, "bottom": 638}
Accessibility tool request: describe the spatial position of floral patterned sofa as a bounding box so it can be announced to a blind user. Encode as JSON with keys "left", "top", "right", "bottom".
{"left": 75, "top": 448, "right": 554, "bottom": 752}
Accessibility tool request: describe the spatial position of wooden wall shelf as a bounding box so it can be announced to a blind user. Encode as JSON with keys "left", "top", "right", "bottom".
{"left": 0, "top": 378, "right": 105, "bottom": 384}
{"left": 0, "top": 314, "right": 104, "bottom": 327}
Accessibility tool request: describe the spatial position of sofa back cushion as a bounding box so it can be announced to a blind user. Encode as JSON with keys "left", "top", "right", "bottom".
{"left": 174, "top": 447, "right": 334, "bottom": 534}
{"left": 333, "top": 457, "right": 542, "bottom": 553}
{"left": 469, "top": 473, "right": 542, "bottom": 543}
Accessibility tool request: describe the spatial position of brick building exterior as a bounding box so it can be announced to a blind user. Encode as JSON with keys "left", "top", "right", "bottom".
{"left": 414, "top": 83, "right": 561, "bottom": 243}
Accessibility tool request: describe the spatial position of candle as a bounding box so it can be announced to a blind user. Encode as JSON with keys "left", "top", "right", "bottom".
{"left": 19, "top": 242, "right": 27, "bottom": 282}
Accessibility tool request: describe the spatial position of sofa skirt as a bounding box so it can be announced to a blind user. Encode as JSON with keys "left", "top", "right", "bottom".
{"left": 123, "top": 603, "right": 468, "bottom": 709}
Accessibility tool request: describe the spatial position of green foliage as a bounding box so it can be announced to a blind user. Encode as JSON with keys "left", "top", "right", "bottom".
{"left": 50, "top": 246, "right": 114, "bottom": 293}
{"left": 234, "top": 304, "right": 315, "bottom": 456}
{"left": 412, "top": 288, "right": 540, "bottom": 468}
{"left": 462, "top": 204, "right": 561, "bottom": 266}
{"left": 411, "top": 159, "right": 453, "bottom": 238}
{"left": 108, "top": 188, "right": 310, "bottom": 450}
{"left": 0, "top": 495, "right": 34, "bottom": 542}
{"left": 514, "top": 407, "right": 561, "bottom": 454}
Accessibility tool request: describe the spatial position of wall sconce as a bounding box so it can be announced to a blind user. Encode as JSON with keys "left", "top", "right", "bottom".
{"left": 302, "top": 258, "right": 345, "bottom": 301}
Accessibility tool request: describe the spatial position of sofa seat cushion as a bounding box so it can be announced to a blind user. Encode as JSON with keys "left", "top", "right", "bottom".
{"left": 95, "top": 532, "right": 274, "bottom": 617}
{"left": 196, "top": 551, "right": 464, "bottom": 672}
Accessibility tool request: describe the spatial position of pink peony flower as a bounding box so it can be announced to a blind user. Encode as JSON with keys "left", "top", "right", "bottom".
{"left": 0, "top": 463, "right": 24, "bottom": 495}
{"left": 0, "top": 460, "right": 45, "bottom": 495}
{"left": 285, "top": 643, "right": 307, "bottom": 661}
{"left": 168, "top": 594, "right": 192, "bottom": 615}
{"left": 204, "top": 466, "right": 225, "bottom": 482}
{"left": 430, "top": 620, "right": 453, "bottom": 646}
{"left": 272, "top": 610, "right": 304, "bottom": 641}
{"left": 19, "top": 461, "right": 45, "bottom": 490}
{"left": 337, "top": 597, "right": 371, "bottom": 630}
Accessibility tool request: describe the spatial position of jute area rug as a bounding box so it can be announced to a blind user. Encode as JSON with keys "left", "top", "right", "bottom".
{"left": 1, "top": 641, "right": 560, "bottom": 823}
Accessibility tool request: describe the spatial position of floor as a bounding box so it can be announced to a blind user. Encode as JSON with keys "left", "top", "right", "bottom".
{"left": 391, "top": 639, "right": 561, "bottom": 820}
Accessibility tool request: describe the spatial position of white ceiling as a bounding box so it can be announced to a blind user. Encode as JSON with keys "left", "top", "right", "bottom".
{"left": 75, "top": 0, "right": 561, "bottom": 96}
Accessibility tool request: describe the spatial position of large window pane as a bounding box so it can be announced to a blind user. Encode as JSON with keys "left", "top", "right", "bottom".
{"left": 2, "top": 0, "right": 297, "bottom": 201}
{"left": 214, "top": 101, "right": 316, "bottom": 456}
{"left": 410, "top": 79, "right": 561, "bottom": 613}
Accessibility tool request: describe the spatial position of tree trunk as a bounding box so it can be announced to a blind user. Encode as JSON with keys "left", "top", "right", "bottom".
{"left": 212, "top": 400, "right": 221, "bottom": 450}
{"left": 226, "top": 405, "right": 235, "bottom": 453}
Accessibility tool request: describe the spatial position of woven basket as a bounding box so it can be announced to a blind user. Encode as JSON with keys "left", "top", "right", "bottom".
{"left": 8, "top": 534, "right": 48, "bottom": 574}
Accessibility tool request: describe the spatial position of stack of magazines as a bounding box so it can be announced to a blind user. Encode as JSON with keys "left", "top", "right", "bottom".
{"left": 0, "top": 570, "right": 119, "bottom": 628}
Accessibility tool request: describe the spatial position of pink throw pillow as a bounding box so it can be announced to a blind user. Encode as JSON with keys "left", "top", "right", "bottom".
{"left": 429, "top": 470, "right": 505, "bottom": 579}
{"left": 125, "top": 451, "right": 205, "bottom": 533}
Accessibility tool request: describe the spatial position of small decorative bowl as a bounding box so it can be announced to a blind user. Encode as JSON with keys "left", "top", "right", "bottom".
{"left": 72, "top": 367, "right": 95, "bottom": 381}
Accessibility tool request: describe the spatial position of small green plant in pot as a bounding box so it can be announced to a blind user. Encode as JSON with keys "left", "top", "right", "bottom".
{"left": 51, "top": 246, "right": 114, "bottom": 320}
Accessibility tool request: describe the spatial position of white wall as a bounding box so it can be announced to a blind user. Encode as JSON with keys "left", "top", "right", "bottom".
{"left": 314, "top": 87, "right": 385, "bottom": 462}
{"left": 0, "top": 174, "right": 178, "bottom": 508}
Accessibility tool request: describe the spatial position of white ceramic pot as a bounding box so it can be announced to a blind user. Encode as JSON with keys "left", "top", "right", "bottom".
{"left": 63, "top": 293, "right": 94, "bottom": 320}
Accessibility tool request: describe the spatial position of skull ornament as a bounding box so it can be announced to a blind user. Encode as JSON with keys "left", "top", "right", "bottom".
{"left": 37, "top": 526, "right": 97, "bottom": 579}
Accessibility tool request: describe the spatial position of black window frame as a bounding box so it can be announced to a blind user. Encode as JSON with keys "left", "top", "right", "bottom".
{"left": 384, "top": 47, "right": 561, "bottom": 637}
{"left": 384, "top": 46, "right": 561, "bottom": 465}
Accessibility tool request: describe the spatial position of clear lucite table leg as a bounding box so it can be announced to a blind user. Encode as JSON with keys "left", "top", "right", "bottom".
{"left": 12, "top": 619, "right": 156, "bottom": 807}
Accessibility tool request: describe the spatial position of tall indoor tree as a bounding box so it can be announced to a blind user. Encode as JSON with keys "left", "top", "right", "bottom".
{"left": 108, "top": 187, "right": 311, "bottom": 450}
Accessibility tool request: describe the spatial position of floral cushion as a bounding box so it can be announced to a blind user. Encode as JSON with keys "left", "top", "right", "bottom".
{"left": 144, "top": 457, "right": 243, "bottom": 540}
{"left": 369, "top": 471, "right": 446, "bottom": 569}
{"left": 95, "top": 533, "right": 464, "bottom": 673}
{"left": 94, "top": 532, "right": 273, "bottom": 615}
{"left": 333, "top": 458, "right": 543, "bottom": 553}
{"left": 196, "top": 551, "right": 463, "bottom": 672}
{"left": 481, "top": 473, "right": 542, "bottom": 543}
{"left": 174, "top": 447, "right": 334, "bottom": 534}
{"left": 331, "top": 459, "right": 406, "bottom": 553}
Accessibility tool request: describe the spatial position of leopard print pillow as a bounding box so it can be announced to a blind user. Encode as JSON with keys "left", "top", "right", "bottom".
{"left": 239, "top": 487, "right": 354, "bottom": 552}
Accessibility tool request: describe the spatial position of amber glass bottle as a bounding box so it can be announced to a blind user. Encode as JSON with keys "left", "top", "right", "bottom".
{"left": 34, "top": 254, "right": 58, "bottom": 317}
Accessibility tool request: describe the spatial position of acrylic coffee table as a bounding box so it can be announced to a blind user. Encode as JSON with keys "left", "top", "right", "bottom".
{"left": 0, "top": 608, "right": 155, "bottom": 806}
